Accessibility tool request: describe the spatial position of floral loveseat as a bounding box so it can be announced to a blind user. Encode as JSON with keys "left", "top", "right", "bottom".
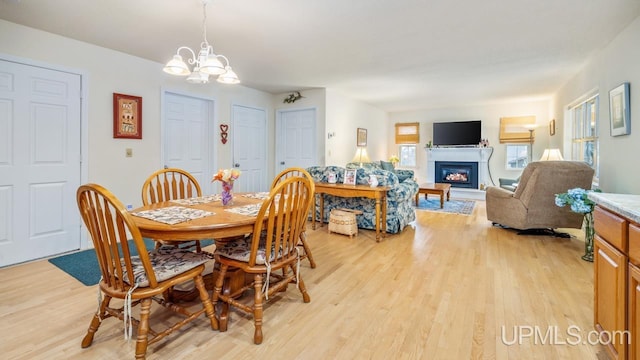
{"left": 306, "top": 162, "right": 418, "bottom": 234}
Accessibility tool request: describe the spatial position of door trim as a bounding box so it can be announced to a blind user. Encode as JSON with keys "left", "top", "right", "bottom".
{"left": 0, "top": 52, "right": 89, "bottom": 249}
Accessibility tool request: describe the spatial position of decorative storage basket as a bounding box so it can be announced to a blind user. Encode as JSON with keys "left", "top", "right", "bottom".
{"left": 328, "top": 208, "right": 362, "bottom": 238}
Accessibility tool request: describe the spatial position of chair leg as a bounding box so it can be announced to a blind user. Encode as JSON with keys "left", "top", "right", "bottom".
{"left": 134, "top": 298, "right": 152, "bottom": 360}
{"left": 194, "top": 274, "right": 218, "bottom": 330}
{"left": 291, "top": 264, "right": 311, "bottom": 303}
{"left": 299, "top": 231, "right": 316, "bottom": 268}
{"left": 253, "top": 274, "right": 264, "bottom": 344}
{"left": 81, "top": 295, "right": 112, "bottom": 348}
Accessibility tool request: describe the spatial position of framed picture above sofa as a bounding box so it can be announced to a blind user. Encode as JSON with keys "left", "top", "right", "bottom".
{"left": 357, "top": 128, "right": 367, "bottom": 146}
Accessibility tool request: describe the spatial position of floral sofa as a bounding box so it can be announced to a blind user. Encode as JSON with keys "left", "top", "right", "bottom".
{"left": 306, "top": 162, "right": 418, "bottom": 234}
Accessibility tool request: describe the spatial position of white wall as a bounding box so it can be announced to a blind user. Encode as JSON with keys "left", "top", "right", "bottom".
{"left": 325, "top": 89, "right": 389, "bottom": 166}
{"left": 553, "top": 15, "right": 640, "bottom": 194}
{"left": 389, "top": 99, "right": 552, "bottom": 185}
{"left": 0, "top": 19, "right": 274, "bottom": 208}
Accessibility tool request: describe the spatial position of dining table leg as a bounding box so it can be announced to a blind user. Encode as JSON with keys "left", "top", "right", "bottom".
{"left": 212, "top": 265, "right": 246, "bottom": 332}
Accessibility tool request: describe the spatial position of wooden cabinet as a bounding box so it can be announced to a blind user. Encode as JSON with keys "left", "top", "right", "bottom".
{"left": 594, "top": 205, "right": 634, "bottom": 359}
{"left": 595, "top": 234, "right": 627, "bottom": 359}
{"left": 629, "top": 264, "right": 640, "bottom": 359}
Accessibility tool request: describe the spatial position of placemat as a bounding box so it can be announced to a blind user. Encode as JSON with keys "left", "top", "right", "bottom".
{"left": 224, "top": 203, "right": 263, "bottom": 217}
{"left": 132, "top": 206, "right": 214, "bottom": 225}
{"left": 242, "top": 192, "right": 270, "bottom": 200}
{"left": 171, "top": 194, "right": 221, "bottom": 205}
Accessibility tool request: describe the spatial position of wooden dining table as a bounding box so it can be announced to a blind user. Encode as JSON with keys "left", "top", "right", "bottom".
{"left": 131, "top": 195, "right": 264, "bottom": 242}
{"left": 130, "top": 193, "right": 266, "bottom": 331}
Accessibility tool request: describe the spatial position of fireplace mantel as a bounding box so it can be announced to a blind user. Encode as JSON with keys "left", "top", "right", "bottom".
{"left": 425, "top": 147, "right": 494, "bottom": 199}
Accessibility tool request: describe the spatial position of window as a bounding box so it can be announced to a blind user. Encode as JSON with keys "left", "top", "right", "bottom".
{"left": 570, "top": 95, "right": 599, "bottom": 182}
{"left": 395, "top": 122, "right": 419, "bottom": 167}
{"left": 399, "top": 145, "right": 416, "bottom": 167}
{"left": 505, "top": 144, "right": 529, "bottom": 169}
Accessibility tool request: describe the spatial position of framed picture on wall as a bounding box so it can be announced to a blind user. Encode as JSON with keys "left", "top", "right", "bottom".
{"left": 356, "top": 128, "right": 367, "bottom": 147}
{"left": 343, "top": 169, "right": 357, "bottom": 185}
{"left": 113, "top": 93, "right": 142, "bottom": 139}
{"left": 609, "top": 82, "right": 630, "bottom": 137}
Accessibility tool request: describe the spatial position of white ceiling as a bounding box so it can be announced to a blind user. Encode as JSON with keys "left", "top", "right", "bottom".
{"left": 2, "top": 0, "right": 639, "bottom": 112}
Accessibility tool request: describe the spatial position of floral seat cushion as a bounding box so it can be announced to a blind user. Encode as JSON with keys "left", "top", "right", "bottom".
{"left": 215, "top": 235, "right": 282, "bottom": 264}
{"left": 122, "top": 247, "right": 211, "bottom": 287}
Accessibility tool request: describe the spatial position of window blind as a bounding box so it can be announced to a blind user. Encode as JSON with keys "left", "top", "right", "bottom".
{"left": 395, "top": 122, "right": 420, "bottom": 144}
{"left": 499, "top": 116, "right": 536, "bottom": 143}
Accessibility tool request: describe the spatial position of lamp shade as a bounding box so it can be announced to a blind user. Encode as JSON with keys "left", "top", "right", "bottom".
{"left": 186, "top": 67, "right": 210, "bottom": 84}
{"left": 200, "top": 55, "right": 226, "bottom": 75}
{"left": 540, "top": 148, "right": 564, "bottom": 161}
{"left": 217, "top": 66, "right": 240, "bottom": 84}
{"left": 163, "top": 55, "right": 190, "bottom": 76}
{"left": 352, "top": 147, "right": 371, "bottom": 165}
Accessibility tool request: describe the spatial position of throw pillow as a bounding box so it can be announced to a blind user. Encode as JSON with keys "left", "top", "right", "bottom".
{"left": 396, "top": 173, "right": 412, "bottom": 182}
{"left": 380, "top": 160, "right": 395, "bottom": 172}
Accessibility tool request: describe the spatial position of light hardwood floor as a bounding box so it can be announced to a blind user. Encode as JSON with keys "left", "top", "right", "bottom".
{"left": 0, "top": 201, "right": 607, "bottom": 359}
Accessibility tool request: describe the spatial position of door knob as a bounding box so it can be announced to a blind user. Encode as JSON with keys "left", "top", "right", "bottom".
{"left": 280, "top": 161, "right": 285, "bottom": 165}
{"left": 234, "top": 163, "right": 240, "bottom": 167}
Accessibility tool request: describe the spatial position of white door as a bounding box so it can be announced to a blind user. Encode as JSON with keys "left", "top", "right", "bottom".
{"left": 276, "top": 108, "right": 317, "bottom": 174}
{"left": 232, "top": 105, "right": 267, "bottom": 192}
{"left": 162, "top": 92, "right": 214, "bottom": 194}
{"left": 0, "top": 59, "right": 82, "bottom": 266}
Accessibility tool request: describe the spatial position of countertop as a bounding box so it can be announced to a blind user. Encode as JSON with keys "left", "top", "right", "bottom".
{"left": 588, "top": 192, "right": 640, "bottom": 223}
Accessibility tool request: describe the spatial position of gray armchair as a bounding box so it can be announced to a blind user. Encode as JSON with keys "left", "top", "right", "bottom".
{"left": 486, "top": 161, "right": 594, "bottom": 231}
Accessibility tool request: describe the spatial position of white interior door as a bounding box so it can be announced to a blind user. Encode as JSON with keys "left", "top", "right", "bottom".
{"left": 162, "top": 92, "right": 214, "bottom": 194}
{"left": 276, "top": 108, "right": 317, "bottom": 174}
{"left": 232, "top": 104, "right": 266, "bottom": 192}
{"left": 0, "top": 59, "right": 82, "bottom": 266}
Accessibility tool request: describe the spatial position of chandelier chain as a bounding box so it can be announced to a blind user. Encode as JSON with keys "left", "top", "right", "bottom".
{"left": 202, "top": 2, "right": 209, "bottom": 47}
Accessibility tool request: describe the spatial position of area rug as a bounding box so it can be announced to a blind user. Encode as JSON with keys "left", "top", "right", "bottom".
{"left": 48, "top": 238, "right": 213, "bottom": 286}
{"left": 415, "top": 197, "right": 475, "bottom": 215}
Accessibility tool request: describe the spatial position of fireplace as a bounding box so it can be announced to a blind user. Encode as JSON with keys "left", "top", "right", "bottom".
{"left": 435, "top": 161, "right": 479, "bottom": 189}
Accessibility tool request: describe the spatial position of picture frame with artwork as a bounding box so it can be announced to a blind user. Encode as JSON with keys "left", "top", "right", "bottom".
{"left": 356, "top": 128, "right": 367, "bottom": 147}
{"left": 113, "top": 93, "right": 142, "bottom": 139}
{"left": 609, "top": 82, "right": 630, "bottom": 137}
{"left": 343, "top": 169, "right": 357, "bottom": 185}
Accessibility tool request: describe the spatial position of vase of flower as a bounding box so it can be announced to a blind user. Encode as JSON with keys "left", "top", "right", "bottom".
{"left": 555, "top": 187, "right": 601, "bottom": 262}
{"left": 221, "top": 181, "right": 234, "bottom": 206}
{"left": 212, "top": 168, "right": 241, "bottom": 206}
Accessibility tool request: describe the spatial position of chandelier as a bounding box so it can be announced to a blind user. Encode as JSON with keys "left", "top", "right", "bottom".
{"left": 162, "top": 0, "right": 239, "bottom": 84}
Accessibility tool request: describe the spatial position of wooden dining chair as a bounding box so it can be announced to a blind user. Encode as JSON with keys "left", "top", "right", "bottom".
{"left": 270, "top": 167, "right": 316, "bottom": 268}
{"left": 142, "top": 167, "right": 203, "bottom": 252}
{"left": 212, "top": 176, "right": 313, "bottom": 344}
{"left": 77, "top": 183, "right": 217, "bottom": 359}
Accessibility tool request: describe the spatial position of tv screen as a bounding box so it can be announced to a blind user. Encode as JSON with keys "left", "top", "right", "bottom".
{"left": 432, "top": 120, "right": 481, "bottom": 146}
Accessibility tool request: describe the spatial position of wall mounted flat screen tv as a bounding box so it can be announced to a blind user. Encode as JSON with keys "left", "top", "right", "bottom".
{"left": 432, "top": 120, "right": 481, "bottom": 147}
